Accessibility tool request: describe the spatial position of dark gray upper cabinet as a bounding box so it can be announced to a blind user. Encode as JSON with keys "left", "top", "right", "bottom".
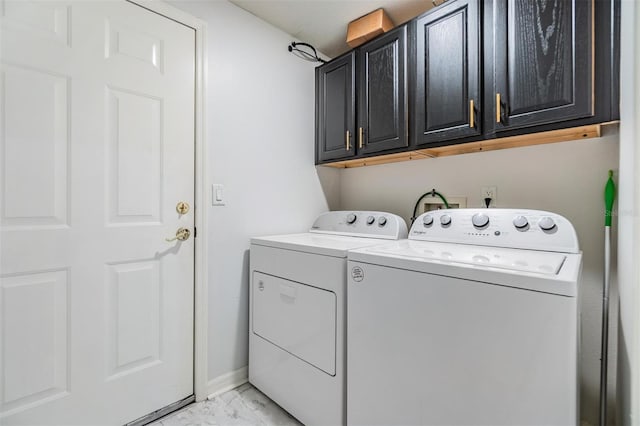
{"left": 412, "top": 0, "right": 481, "bottom": 146}
{"left": 316, "top": 52, "right": 356, "bottom": 162}
{"left": 357, "top": 26, "right": 408, "bottom": 155}
{"left": 315, "top": 0, "right": 617, "bottom": 165}
{"left": 492, "top": 0, "right": 593, "bottom": 131}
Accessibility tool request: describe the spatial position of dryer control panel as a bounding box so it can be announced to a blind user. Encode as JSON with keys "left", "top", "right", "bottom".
{"left": 310, "top": 211, "right": 408, "bottom": 240}
{"left": 410, "top": 209, "right": 579, "bottom": 253}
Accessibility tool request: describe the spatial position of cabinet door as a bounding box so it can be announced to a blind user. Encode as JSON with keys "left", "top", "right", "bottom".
{"left": 493, "top": 0, "right": 593, "bottom": 131}
{"left": 357, "top": 26, "right": 408, "bottom": 155}
{"left": 316, "top": 52, "right": 356, "bottom": 162}
{"left": 412, "top": 0, "right": 481, "bottom": 146}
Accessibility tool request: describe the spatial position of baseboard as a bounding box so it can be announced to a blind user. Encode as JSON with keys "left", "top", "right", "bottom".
{"left": 205, "top": 366, "right": 248, "bottom": 399}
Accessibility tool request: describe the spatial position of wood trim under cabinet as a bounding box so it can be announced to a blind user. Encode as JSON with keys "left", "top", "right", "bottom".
{"left": 322, "top": 124, "right": 610, "bottom": 168}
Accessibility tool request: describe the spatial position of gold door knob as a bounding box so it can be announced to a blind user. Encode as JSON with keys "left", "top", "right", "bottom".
{"left": 166, "top": 227, "right": 191, "bottom": 242}
{"left": 176, "top": 201, "right": 190, "bottom": 215}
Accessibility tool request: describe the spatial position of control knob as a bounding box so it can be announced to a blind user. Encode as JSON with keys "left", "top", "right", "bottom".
{"left": 440, "top": 214, "right": 452, "bottom": 226}
{"left": 538, "top": 216, "right": 556, "bottom": 231}
{"left": 423, "top": 214, "right": 434, "bottom": 226}
{"left": 471, "top": 213, "right": 489, "bottom": 228}
{"left": 378, "top": 216, "right": 387, "bottom": 226}
{"left": 513, "top": 215, "right": 529, "bottom": 229}
{"left": 366, "top": 216, "right": 375, "bottom": 225}
{"left": 346, "top": 213, "right": 357, "bottom": 224}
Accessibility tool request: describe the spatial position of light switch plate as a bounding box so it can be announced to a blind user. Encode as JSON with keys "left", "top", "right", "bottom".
{"left": 212, "top": 184, "right": 225, "bottom": 206}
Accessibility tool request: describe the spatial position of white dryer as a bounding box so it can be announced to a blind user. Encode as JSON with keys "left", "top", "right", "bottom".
{"left": 249, "top": 211, "right": 408, "bottom": 426}
{"left": 347, "top": 209, "right": 582, "bottom": 426}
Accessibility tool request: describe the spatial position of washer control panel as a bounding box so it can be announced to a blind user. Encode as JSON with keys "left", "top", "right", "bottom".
{"left": 411, "top": 209, "right": 579, "bottom": 253}
{"left": 310, "top": 211, "right": 408, "bottom": 240}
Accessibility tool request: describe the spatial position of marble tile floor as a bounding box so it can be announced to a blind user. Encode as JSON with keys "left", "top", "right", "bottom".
{"left": 151, "top": 383, "right": 303, "bottom": 426}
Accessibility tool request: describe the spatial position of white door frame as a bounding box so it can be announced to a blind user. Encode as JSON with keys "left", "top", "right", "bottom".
{"left": 126, "top": 0, "right": 209, "bottom": 402}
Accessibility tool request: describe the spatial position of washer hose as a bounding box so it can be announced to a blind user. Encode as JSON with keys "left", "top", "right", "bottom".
{"left": 411, "top": 189, "right": 449, "bottom": 224}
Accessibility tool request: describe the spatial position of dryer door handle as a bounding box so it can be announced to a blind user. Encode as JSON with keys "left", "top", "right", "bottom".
{"left": 279, "top": 284, "right": 297, "bottom": 300}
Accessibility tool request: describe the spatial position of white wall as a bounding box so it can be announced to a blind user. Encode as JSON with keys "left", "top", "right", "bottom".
{"left": 338, "top": 132, "right": 620, "bottom": 425}
{"left": 617, "top": 0, "right": 640, "bottom": 424}
{"left": 168, "top": 0, "right": 340, "bottom": 393}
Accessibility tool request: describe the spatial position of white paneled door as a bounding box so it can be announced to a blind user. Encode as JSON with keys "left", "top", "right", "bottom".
{"left": 0, "top": 1, "right": 195, "bottom": 424}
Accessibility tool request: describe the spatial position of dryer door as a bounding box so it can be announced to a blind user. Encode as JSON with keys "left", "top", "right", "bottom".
{"left": 252, "top": 272, "right": 337, "bottom": 375}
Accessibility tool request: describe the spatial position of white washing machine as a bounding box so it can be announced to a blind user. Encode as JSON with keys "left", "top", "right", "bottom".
{"left": 249, "top": 211, "right": 408, "bottom": 426}
{"left": 347, "top": 209, "right": 582, "bottom": 426}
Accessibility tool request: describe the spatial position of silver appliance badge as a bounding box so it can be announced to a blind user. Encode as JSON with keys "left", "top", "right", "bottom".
{"left": 351, "top": 266, "right": 364, "bottom": 282}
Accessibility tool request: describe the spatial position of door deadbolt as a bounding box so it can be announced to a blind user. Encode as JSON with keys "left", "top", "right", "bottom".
{"left": 176, "top": 202, "right": 190, "bottom": 215}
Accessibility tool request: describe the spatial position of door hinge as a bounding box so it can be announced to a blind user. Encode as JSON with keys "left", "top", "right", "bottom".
{"left": 194, "top": 226, "right": 197, "bottom": 239}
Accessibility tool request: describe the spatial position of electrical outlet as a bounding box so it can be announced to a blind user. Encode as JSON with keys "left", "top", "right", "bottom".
{"left": 481, "top": 186, "right": 497, "bottom": 207}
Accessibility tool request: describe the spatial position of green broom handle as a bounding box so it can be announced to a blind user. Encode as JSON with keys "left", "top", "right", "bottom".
{"left": 605, "top": 170, "right": 616, "bottom": 227}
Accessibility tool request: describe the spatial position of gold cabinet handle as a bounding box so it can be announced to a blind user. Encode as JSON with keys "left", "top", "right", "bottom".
{"left": 166, "top": 227, "right": 190, "bottom": 242}
{"left": 359, "top": 127, "right": 364, "bottom": 148}
{"left": 496, "top": 93, "right": 501, "bottom": 123}
{"left": 345, "top": 130, "right": 351, "bottom": 151}
{"left": 469, "top": 99, "right": 475, "bottom": 128}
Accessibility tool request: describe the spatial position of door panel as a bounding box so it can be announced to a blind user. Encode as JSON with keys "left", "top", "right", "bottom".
{"left": 357, "top": 26, "right": 407, "bottom": 155}
{"left": 1, "top": 64, "right": 69, "bottom": 227}
{"left": 412, "top": 0, "right": 481, "bottom": 145}
{"left": 106, "top": 260, "right": 162, "bottom": 377}
{"left": 427, "top": 13, "right": 465, "bottom": 128}
{"left": 106, "top": 88, "right": 163, "bottom": 224}
{"left": 366, "top": 43, "right": 397, "bottom": 141}
{"left": 507, "top": 0, "right": 573, "bottom": 115}
{"left": 0, "top": 1, "right": 195, "bottom": 424}
{"left": 493, "top": 0, "right": 593, "bottom": 130}
{"left": 2, "top": 271, "right": 69, "bottom": 414}
{"left": 1, "top": 1, "right": 71, "bottom": 45}
{"left": 316, "top": 52, "right": 356, "bottom": 162}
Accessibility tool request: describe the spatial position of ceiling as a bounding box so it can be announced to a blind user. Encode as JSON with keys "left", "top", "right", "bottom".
{"left": 228, "top": 0, "right": 436, "bottom": 59}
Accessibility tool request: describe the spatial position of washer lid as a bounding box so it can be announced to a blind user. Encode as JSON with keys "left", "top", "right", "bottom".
{"left": 349, "top": 240, "right": 582, "bottom": 296}
{"left": 368, "top": 241, "right": 566, "bottom": 275}
{"left": 251, "top": 233, "right": 395, "bottom": 258}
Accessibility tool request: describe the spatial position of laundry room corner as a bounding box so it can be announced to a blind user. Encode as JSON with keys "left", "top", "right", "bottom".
{"left": 338, "top": 129, "right": 620, "bottom": 425}
{"left": 315, "top": 165, "right": 343, "bottom": 211}
{"left": 167, "top": 0, "right": 341, "bottom": 399}
{"left": 616, "top": 0, "right": 640, "bottom": 424}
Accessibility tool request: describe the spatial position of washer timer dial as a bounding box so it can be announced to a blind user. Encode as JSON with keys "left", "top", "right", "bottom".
{"left": 513, "top": 215, "right": 529, "bottom": 229}
{"left": 538, "top": 217, "right": 557, "bottom": 231}
{"left": 472, "top": 213, "right": 489, "bottom": 228}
